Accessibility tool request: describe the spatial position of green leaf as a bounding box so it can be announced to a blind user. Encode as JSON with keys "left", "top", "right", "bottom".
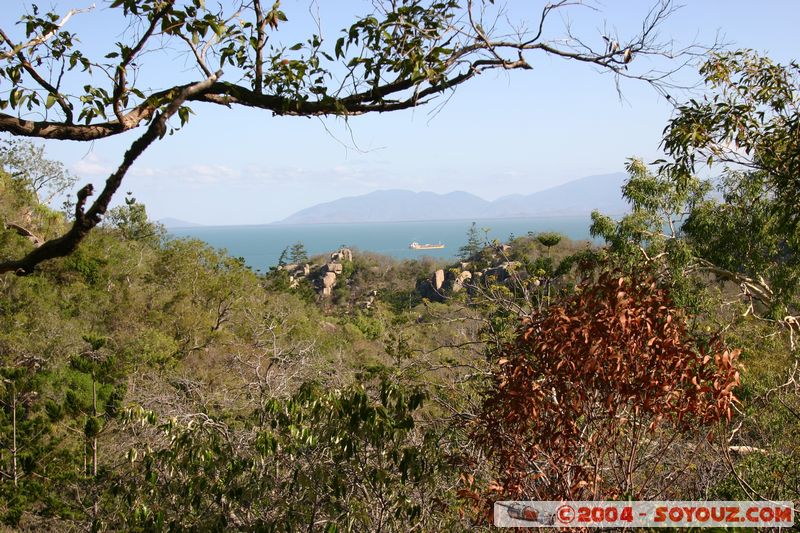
{"left": 335, "top": 37, "right": 345, "bottom": 58}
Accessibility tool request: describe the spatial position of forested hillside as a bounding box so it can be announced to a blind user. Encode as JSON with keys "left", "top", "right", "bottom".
{"left": 0, "top": 154, "right": 478, "bottom": 529}
{"left": 3, "top": 50, "right": 800, "bottom": 526}
{"left": 0, "top": 141, "right": 614, "bottom": 528}
{"left": 0, "top": 0, "right": 799, "bottom": 530}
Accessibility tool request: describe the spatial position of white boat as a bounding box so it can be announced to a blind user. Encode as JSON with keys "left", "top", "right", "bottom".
{"left": 409, "top": 241, "right": 445, "bottom": 250}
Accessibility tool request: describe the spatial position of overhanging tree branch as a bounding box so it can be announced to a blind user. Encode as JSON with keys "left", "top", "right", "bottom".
{"left": 0, "top": 0, "right": 714, "bottom": 274}
{"left": 0, "top": 1, "right": 710, "bottom": 141}
{"left": 0, "top": 70, "right": 222, "bottom": 275}
{"left": 112, "top": 1, "right": 177, "bottom": 124}
{"left": 637, "top": 249, "right": 800, "bottom": 345}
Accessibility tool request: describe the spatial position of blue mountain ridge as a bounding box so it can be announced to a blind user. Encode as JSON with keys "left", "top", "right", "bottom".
{"left": 278, "top": 172, "right": 628, "bottom": 224}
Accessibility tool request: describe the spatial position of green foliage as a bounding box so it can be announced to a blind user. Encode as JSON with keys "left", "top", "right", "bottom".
{"left": 591, "top": 158, "right": 707, "bottom": 260}
{"left": 682, "top": 171, "right": 800, "bottom": 316}
{"left": 662, "top": 50, "right": 800, "bottom": 231}
{"left": 0, "top": 138, "right": 76, "bottom": 205}
{"left": 350, "top": 309, "right": 385, "bottom": 341}
{"left": 106, "top": 192, "right": 164, "bottom": 244}
{"left": 119, "top": 328, "right": 179, "bottom": 369}
{"left": 459, "top": 221, "right": 483, "bottom": 260}
{"left": 536, "top": 231, "right": 562, "bottom": 250}
{"left": 63, "top": 247, "right": 108, "bottom": 285}
{"left": 289, "top": 241, "right": 308, "bottom": 263}
{"left": 590, "top": 158, "right": 716, "bottom": 316}
{"left": 380, "top": 288, "right": 422, "bottom": 315}
{"left": 0, "top": 363, "right": 88, "bottom": 526}
{"left": 108, "top": 379, "right": 458, "bottom": 531}
{"left": 277, "top": 245, "right": 289, "bottom": 267}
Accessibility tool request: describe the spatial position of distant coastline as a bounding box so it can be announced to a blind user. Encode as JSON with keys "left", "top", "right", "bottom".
{"left": 167, "top": 215, "right": 603, "bottom": 271}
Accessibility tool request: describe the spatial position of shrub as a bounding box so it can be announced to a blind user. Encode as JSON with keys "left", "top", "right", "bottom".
{"left": 473, "top": 269, "right": 740, "bottom": 503}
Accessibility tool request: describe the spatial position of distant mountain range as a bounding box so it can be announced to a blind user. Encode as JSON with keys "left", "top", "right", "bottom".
{"left": 159, "top": 217, "right": 202, "bottom": 228}
{"left": 278, "top": 172, "right": 628, "bottom": 224}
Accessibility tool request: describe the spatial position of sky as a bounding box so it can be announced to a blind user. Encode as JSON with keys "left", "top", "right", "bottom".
{"left": 3, "top": 1, "right": 799, "bottom": 225}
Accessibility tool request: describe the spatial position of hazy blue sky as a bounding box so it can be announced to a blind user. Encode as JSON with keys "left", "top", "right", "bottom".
{"left": 5, "top": 1, "right": 798, "bottom": 225}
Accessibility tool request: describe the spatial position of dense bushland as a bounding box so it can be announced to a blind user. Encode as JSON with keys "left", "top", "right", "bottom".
{"left": 0, "top": 50, "right": 799, "bottom": 531}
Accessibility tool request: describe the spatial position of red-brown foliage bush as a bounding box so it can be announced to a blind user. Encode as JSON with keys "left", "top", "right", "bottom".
{"left": 473, "top": 269, "right": 740, "bottom": 501}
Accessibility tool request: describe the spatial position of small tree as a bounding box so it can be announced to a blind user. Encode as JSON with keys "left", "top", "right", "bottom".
{"left": 458, "top": 222, "right": 483, "bottom": 260}
{"left": 289, "top": 242, "right": 308, "bottom": 264}
{"left": 0, "top": 365, "right": 70, "bottom": 527}
{"left": 106, "top": 193, "right": 163, "bottom": 243}
{"left": 535, "top": 232, "right": 563, "bottom": 301}
{"left": 536, "top": 232, "right": 562, "bottom": 258}
{"left": 473, "top": 268, "right": 740, "bottom": 503}
{"left": 276, "top": 246, "right": 289, "bottom": 267}
{"left": 63, "top": 335, "right": 124, "bottom": 478}
{"left": 0, "top": 139, "right": 76, "bottom": 206}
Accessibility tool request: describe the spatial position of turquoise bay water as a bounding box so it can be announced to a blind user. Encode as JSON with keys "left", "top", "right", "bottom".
{"left": 169, "top": 216, "right": 597, "bottom": 272}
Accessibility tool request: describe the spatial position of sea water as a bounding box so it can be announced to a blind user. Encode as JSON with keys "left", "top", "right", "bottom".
{"left": 168, "top": 216, "right": 599, "bottom": 272}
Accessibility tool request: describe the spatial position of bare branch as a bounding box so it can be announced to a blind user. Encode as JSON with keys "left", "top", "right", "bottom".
{"left": 5, "top": 223, "right": 43, "bottom": 247}
{"left": 0, "top": 4, "right": 95, "bottom": 61}
{"left": 253, "top": 0, "right": 267, "bottom": 94}
{"left": 112, "top": 1, "right": 176, "bottom": 123}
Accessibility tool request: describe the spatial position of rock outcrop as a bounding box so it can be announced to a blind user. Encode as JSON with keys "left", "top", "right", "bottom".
{"left": 330, "top": 248, "right": 353, "bottom": 262}
{"left": 432, "top": 269, "right": 445, "bottom": 291}
{"left": 324, "top": 262, "right": 343, "bottom": 275}
{"left": 278, "top": 247, "right": 355, "bottom": 298}
{"left": 451, "top": 270, "right": 472, "bottom": 293}
{"left": 321, "top": 271, "right": 337, "bottom": 297}
{"left": 415, "top": 242, "right": 542, "bottom": 300}
{"left": 360, "top": 289, "right": 378, "bottom": 309}
{"left": 483, "top": 261, "right": 522, "bottom": 283}
{"left": 281, "top": 263, "right": 311, "bottom": 288}
{"left": 316, "top": 249, "right": 355, "bottom": 298}
{"left": 418, "top": 267, "right": 473, "bottom": 302}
